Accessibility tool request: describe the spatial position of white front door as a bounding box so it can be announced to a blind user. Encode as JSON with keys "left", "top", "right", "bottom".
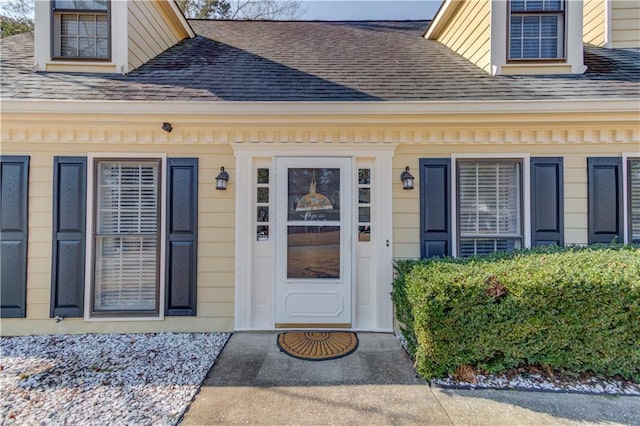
{"left": 274, "top": 157, "right": 353, "bottom": 327}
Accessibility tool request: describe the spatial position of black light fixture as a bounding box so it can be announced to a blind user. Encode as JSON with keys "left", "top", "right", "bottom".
{"left": 215, "top": 166, "right": 229, "bottom": 190}
{"left": 162, "top": 122, "right": 173, "bottom": 133}
{"left": 400, "top": 166, "right": 414, "bottom": 190}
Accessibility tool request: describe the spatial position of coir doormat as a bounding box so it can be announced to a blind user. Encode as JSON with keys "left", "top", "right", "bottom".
{"left": 277, "top": 331, "right": 359, "bottom": 361}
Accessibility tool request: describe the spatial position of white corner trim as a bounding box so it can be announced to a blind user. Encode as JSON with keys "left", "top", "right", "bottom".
{"left": 84, "top": 152, "right": 167, "bottom": 321}
{"left": 450, "top": 153, "right": 532, "bottom": 257}
{"left": 604, "top": 0, "right": 612, "bottom": 48}
{"left": 424, "top": 0, "right": 460, "bottom": 39}
{"left": 167, "top": 0, "right": 196, "bottom": 38}
{"left": 622, "top": 152, "right": 640, "bottom": 244}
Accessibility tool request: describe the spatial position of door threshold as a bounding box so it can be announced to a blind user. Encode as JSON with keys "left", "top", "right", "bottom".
{"left": 275, "top": 323, "right": 351, "bottom": 329}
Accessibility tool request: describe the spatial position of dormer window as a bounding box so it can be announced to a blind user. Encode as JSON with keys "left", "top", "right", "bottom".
{"left": 52, "top": 0, "right": 110, "bottom": 60}
{"left": 509, "top": 0, "right": 565, "bottom": 60}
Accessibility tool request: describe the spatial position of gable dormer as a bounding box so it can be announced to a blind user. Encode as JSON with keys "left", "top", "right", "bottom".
{"left": 425, "top": 0, "right": 587, "bottom": 75}
{"left": 33, "top": 0, "right": 194, "bottom": 74}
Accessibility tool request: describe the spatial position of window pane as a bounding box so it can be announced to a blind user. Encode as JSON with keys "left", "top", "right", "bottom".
{"left": 257, "top": 225, "right": 269, "bottom": 241}
{"left": 358, "top": 168, "right": 370, "bottom": 185}
{"left": 540, "top": 39, "right": 558, "bottom": 58}
{"left": 630, "top": 159, "right": 640, "bottom": 243}
{"left": 511, "top": 0, "right": 525, "bottom": 12}
{"left": 257, "top": 206, "right": 269, "bottom": 223}
{"left": 358, "top": 188, "right": 370, "bottom": 204}
{"left": 78, "top": 14, "right": 95, "bottom": 36}
{"left": 257, "top": 187, "right": 269, "bottom": 203}
{"left": 288, "top": 168, "right": 340, "bottom": 221}
{"left": 55, "top": 0, "right": 108, "bottom": 10}
{"left": 94, "top": 236, "right": 157, "bottom": 311}
{"left": 94, "top": 161, "right": 159, "bottom": 313}
{"left": 61, "top": 37, "right": 78, "bottom": 56}
{"left": 96, "top": 14, "right": 108, "bottom": 35}
{"left": 522, "top": 39, "right": 540, "bottom": 59}
{"left": 96, "top": 38, "right": 108, "bottom": 58}
{"left": 459, "top": 238, "right": 520, "bottom": 257}
{"left": 540, "top": 16, "right": 558, "bottom": 37}
{"left": 359, "top": 206, "right": 370, "bottom": 223}
{"left": 358, "top": 226, "right": 371, "bottom": 242}
{"left": 61, "top": 14, "right": 78, "bottom": 36}
{"left": 257, "top": 168, "right": 269, "bottom": 184}
{"left": 458, "top": 161, "right": 521, "bottom": 256}
{"left": 78, "top": 38, "right": 95, "bottom": 57}
{"left": 98, "top": 162, "right": 158, "bottom": 234}
{"left": 527, "top": 0, "right": 544, "bottom": 11}
{"left": 287, "top": 226, "right": 340, "bottom": 279}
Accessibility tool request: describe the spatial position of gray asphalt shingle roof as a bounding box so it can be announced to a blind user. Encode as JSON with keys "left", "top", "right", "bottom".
{"left": 1, "top": 20, "right": 639, "bottom": 102}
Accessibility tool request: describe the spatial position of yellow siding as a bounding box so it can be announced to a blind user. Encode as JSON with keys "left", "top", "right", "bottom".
{"left": 583, "top": 0, "right": 606, "bottom": 46}
{"left": 393, "top": 141, "right": 637, "bottom": 259}
{"left": 1, "top": 111, "right": 638, "bottom": 335}
{"left": 611, "top": 0, "right": 640, "bottom": 48}
{"left": 0, "top": 132, "right": 235, "bottom": 336}
{"left": 128, "top": 0, "right": 185, "bottom": 71}
{"left": 434, "top": 0, "right": 492, "bottom": 73}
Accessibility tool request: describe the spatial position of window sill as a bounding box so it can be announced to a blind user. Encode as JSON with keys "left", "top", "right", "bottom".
{"left": 500, "top": 63, "right": 572, "bottom": 76}
{"left": 84, "top": 315, "right": 164, "bottom": 322}
{"left": 45, "top": 61, "right": 117, "bottom": 73}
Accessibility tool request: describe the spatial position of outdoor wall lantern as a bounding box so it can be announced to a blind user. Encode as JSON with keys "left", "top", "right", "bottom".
{"left": 162, "top": 122, "right": 173, "bottom": 133}
{"left": 215, "top": 166, "right": 230, "bottom": 190}
{"left": 400, "top": 166, "right": 414, "bottom": 190}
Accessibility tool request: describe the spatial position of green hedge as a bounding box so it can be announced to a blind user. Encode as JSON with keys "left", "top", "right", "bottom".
{"left": 392, "top": 245, "right": 640, "bottom": 380}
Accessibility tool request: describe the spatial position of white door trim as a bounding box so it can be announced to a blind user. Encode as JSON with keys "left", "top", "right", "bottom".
{"left": 233, "top": 145, "right": 396, "bottom": 331}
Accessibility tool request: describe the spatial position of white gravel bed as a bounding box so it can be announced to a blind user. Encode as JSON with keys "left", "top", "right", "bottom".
{"left": 0, "top": 332, "right": 230, "bottom": 425}
{"left": 395, "top": 333, "right": 640, "bottom": 396}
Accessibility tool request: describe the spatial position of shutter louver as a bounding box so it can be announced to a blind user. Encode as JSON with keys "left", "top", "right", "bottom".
{"left": 588, "top": 157, "right": 623, "bottom": 244}
{"left": 1, "top": 156, "right": 29, "bottom": 318}
{"left": 165, "top": 158, "right": 198, "bottom": 316}
{"left": 51, "top": 156, "right": 86, "bottom": 318}
{"left": 531, "top": 157, "right": 564, "bottom": 246}
{"left": 419, "top": 159, "right": 451, "bottom": 258}
{"left": 628, "top": 159, "right": 640, "bottom": 244}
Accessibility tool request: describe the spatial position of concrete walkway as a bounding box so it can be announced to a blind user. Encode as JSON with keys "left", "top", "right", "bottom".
{"left": 180, "top": 332, "right": 640, "bottom": 425}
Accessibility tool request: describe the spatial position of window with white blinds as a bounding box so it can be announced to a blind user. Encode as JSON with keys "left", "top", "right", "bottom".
{"left": 509, "top": 0, "right": 565, "bottom": 60}
{"left": 458, "top": 160, "right": 522, "bottom": 257}
{"left": 630, "top": 159, "right": 640, "bottom": 243}
{"left": 93, "top": 160, "right": 160, "bottom": 314}
{"left": 53, "top": 0, "right": 109, "bottom": 59}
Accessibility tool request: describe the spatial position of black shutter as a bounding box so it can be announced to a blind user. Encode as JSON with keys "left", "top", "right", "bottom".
{"left": 1, "top": 156, "right": 30, "bottom": 318}
{"left": 587, "top": 157, "right": 623, "bottom": 244}
{"left": 50, "top": 157, "right": 87, "bottom": 318}
{"left": 531, "top": 157, "right": 564, "bottom": 246}
{"left": 419, "top": 158, "right": 451, "bottom": 258}
{"left": 166, "top": 158, "right": 198, "bottom": 316}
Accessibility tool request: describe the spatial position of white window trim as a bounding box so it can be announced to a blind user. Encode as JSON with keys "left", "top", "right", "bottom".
{"left": 34, "top": 0, "right": 127, "bottom": 73}
{"left": 507, "top": 1, "right": 566, "bottom": 61}
{"left": 84, "top": 153, "right": 167, "bottom": 321}
{"left": 451, "top": 153, "right": 531, "bottom": 257}
{"left": 622, "top": 152, "right": 640, "bottom": 244}
{"left": 490, "top": 0, "right": 586, "bottom": 75}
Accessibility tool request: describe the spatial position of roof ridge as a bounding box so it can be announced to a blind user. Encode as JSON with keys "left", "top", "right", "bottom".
{"left": 186, "top": 19, "right": 431, "bottom": 23}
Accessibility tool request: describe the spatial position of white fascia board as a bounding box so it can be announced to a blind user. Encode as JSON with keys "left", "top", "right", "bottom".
{"left": 167, "top": 0, "right": 196, "bottom": 38}
{"left": 424, "top": 0, "right": 461, "bottom": 39}
{"left": 1, "top": 99, "right": 639, "bottom": 119}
